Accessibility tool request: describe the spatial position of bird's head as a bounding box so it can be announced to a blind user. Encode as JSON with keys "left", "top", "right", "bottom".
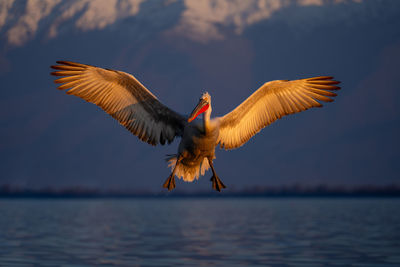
{"left": 188, "top": 92, "right": 211, "bottom": 123}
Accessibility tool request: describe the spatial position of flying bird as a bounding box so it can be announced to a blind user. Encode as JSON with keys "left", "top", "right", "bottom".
{"left": 51, "top": 61, "right": 340, "bottom": 192}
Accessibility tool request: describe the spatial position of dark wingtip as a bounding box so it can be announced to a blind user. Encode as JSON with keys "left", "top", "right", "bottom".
{"left": 50, "top": 71, "right": 61, "bottom": 76}
{"left": 56, "top": 60, "right": 90, "bottom": 68}
{"left": 56, "top": 60, "right": 69, "bottom": 65}
{"left": 307, "top": 76, "right": 333, "bottom": 81}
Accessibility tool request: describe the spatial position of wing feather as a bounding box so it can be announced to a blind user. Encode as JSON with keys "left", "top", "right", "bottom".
{"left": 51, "top": 61, "right": 185, "bottom": 145}
{"left": 217, "top": 77, "right": 340, "bottom": 150}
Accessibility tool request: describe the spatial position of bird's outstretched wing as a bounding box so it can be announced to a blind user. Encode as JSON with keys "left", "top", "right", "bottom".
{"left": 217, "top": 76, "right": 340, "bottom": 150}
{"left": 51, "top": 61, "right": 186, "bottom": 145}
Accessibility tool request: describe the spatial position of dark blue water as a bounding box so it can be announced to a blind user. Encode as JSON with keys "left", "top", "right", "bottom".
{"left": 0, "top": 198, "right": 399, "bottom": 266}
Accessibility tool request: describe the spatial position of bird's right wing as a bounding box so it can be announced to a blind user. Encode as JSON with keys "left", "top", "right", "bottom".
{"left": 51, "top": 61, "right": 186, "bottom": 146}
{"left": 217, "top": 76, "right": 340, "bottom": 150}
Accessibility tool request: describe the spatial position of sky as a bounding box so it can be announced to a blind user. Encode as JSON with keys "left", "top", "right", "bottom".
{"left": 0, "top": 0, "right": 399, "bottom": 192}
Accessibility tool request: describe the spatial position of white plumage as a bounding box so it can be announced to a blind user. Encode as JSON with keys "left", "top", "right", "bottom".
{"left": 217, "top": 77, "right": 339, "bottom": 150}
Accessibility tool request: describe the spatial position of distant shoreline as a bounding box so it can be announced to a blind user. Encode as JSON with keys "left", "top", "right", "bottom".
{"left": 1, "top": 184, "right": 399, "bottom": 198}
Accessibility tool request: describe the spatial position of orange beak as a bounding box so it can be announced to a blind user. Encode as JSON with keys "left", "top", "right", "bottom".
{"left": 188, "top": 99, "right": 209, "bottom": 122}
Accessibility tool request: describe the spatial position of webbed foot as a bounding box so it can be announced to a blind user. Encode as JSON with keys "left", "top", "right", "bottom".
{"left": 163, "top": 174, "right": 176, "bottom": 191}
{"left": 210, "top": 175, "right": 226, "bottom": 192}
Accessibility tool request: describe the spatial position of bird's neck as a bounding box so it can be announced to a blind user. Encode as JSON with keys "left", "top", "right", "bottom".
{"left": 203, "top": 108, "right": 211, "bottom": 134}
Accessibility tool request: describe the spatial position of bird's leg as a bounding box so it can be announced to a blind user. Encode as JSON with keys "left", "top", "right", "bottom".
{"left": 163, "top": 156, "right": 181, "bottom": 191}
{"left": 208, "top": 158, "right": 226, "bottom": 192}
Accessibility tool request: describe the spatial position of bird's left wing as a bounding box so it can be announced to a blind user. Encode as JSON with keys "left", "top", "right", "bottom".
{"left": 51, "top": 61, "right": 186, "bottom": 145}
{"left": 217, "top": 76, "right": 340, "bottom": 150}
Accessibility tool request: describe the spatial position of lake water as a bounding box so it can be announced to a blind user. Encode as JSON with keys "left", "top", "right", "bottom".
{"left": 0, "top": 198, "right": 399, "bottom": 266}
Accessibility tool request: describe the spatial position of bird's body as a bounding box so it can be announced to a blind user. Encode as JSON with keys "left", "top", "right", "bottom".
{"left": 51, "top": 61, "right": 340, "bottom": 191}
{"left": 168, "top": 109, "right": 220, "bottom": 182}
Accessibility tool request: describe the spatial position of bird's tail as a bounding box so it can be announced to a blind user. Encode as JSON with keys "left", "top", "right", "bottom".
{"left": 165, "top": 154, "right": 210, "bottom": 182}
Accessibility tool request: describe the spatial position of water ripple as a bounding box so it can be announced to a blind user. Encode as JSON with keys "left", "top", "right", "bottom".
{"left": 0, "top": 198, "right": 399, "bottom": 266}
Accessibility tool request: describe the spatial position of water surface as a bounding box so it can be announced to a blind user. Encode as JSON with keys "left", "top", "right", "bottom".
{"left": 0, "top": 198, "right": 399, "bottom": 266}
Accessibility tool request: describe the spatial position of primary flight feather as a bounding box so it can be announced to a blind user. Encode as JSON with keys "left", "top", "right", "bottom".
{"left": 51, "top": 61, "right": 340, "bottom": 191}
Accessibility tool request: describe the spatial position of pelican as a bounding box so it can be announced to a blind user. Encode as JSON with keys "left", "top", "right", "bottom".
{"left": 51, "top": 61, "right": 340, "bottom": 192}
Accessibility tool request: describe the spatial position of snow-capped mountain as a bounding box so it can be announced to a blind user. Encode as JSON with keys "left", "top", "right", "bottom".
{"left": 0, "top": 0, "right": 368, "bottom": 47}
